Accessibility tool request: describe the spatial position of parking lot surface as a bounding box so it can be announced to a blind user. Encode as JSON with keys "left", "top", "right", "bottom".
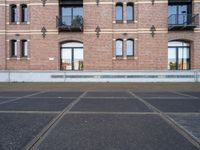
{"left": 0, "top": 90, "right": 199, "bottom": 150}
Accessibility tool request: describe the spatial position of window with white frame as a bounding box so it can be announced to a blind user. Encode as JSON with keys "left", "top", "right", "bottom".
{"left": 21, "top": 40, "right": 28, "bottom": 57}
{"left": 115, "top": 39, "right": 123, "bottom": 56}
{"left": 10, "top": 40, "right": 17, "bottom": 57}
{"left": 126, "top": 39, "right": 134, "bottom": 56}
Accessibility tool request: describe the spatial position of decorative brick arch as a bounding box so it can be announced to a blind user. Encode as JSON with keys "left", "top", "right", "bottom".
{"left": 168, "top": 34, "right": 194, "bottom": 43}
{"left": 168, "top": 38, "right": 193, "bottom": 43}
{"left": 58, "top": 37, "right": 83, "bottom": 44}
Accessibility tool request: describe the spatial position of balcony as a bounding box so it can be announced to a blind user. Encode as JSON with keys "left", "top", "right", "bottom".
{"left": 56, "top": 16, "right": 83, "bottom": 32}
{"left": 168, "top": 14, "right": 199, "bottom": 30}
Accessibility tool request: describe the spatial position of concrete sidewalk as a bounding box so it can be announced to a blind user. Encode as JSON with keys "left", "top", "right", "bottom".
{"left": 0, "top": 82, "right": 200, "bottom": 91}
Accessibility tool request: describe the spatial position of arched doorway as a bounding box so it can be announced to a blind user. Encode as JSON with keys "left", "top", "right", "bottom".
{"left": 60, "top": 42, "right": 83, "bottom": 70}
{"left": 168, "top": 41, "right": 190, "bottom": 70}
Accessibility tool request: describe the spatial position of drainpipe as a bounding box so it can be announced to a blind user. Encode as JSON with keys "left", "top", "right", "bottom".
{"left": 194, "top": 70, "right": 198, "bottom": 82}
{"left": 8, "top": 71, "right": 11, "bottom": 82}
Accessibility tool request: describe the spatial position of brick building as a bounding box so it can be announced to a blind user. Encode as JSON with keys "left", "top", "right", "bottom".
{"left": 0, "top": 0, "right": 199, "bottom": 71}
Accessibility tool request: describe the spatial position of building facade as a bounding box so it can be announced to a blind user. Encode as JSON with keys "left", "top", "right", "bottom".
{"left": 0, "top": 0, "right": 199, "bottom": 71}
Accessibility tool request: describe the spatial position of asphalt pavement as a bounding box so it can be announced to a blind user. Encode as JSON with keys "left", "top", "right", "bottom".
{"left": 0, "top": 90, "right": 199, "bottom": 150}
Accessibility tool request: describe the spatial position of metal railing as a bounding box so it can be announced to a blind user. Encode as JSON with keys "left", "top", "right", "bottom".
{"left": 168, "top": 14, "right": 199, "bottom": 29}
{"left": 56, "top": 15, "right": 83, "bottom": 31}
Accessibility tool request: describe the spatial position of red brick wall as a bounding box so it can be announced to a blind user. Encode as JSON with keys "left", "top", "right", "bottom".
{"left": 83, "top": 0, "right": 169, "bottom": 70}
{"left": 0, "top": 0, "right": 200, "bottom": 70}
{"left": 0, "top": 1, "right": 6, "bottom": 70}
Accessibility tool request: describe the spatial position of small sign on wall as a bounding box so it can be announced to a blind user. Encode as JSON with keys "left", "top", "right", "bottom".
{"left": 49, "top": 57, "right": 55, "bottom": 61}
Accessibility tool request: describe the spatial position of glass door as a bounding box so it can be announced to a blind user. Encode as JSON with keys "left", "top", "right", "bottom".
{"left": 61, "top": 7, "right": 72, "bottom": 26}
{"left": 178, "top": 47, "right": 190, "bottom": 70}
{"left": 73, "top": 48, "right": 83, "bottom": 70}
{"left": 61, "top": 47, "right": 83, "bottom": 71}
{"left": 61, "top": 48, "right": 72, "bottom": 70}
{"left": 168, "top": 41, "right": 190, "bottom": 70}
{"left": 178, "top": 5, "right": 188, "bottom": 24}
{"left": 168, "top": 47, "right": 177, "bottom": 70}
{"left": 168, "top": 3, "right": 190, "bottom": 25}
{"left": 168, "top": 5, "right": 177, "bottom": 24}
{"left": 61, "top": 6, "right": 83, "bottom": 26}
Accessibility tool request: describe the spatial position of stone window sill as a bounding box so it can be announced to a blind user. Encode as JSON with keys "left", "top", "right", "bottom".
{"left": 113, "top": 56, "right": 138, "bottom": 60}
{"left": 7, "top": 57, "right": 30, "bottom": 60}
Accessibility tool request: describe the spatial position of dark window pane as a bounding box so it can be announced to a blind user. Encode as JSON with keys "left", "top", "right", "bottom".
{"left": 11, "top": 5, "right": 17, "bottom": 22}
{"left": 22, "top": 5, "right": 28, "bottom": 22}
{"left": 116, "top": 4, "right": 123, "bottom": 21}
{"left": 127, "top": 4, "right": 134, "bottom": 21}
{"left": 10, "top": 40, "right": 17, "bottom": 57}
{"left": 127, "top": 40, "right": 134, "bottom": 56}
{"left": 116, "top": 40, "right": 123, "bottom": 56}
{"left": 61, "top": 7, "right": 83, "bottom": 26}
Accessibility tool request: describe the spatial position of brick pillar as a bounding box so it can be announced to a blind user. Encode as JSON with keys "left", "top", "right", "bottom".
{"left": 0, "top": 1, "right": 6, "bottom": 70}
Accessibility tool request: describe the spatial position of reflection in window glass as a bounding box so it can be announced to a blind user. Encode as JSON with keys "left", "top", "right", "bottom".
{"left": 168, "top": 41, "right": 190, "bottom": 70}
{"left": 168, "top": 48, "right": 177, "bottom": 70}
{"left": 116, "top": 40, "right": 123, "bottom": 56}
{"left": 74, "top": 48, "right": 84, "bottom": 70}
{"left": 61, "top": 7, "right": 83, "bottom": 26}
{"left": 61, "top": 42, "right": 84, "bottom": 71}
{"left": 62, "top": 48, "right": 72, "bottom": 70}
{"left": 178, "top": 47, "right": 190, "bottom": 70}
{"left": 116, "top": 3, "right": 123, "bottom": 21}
{"left": 127, "top": 40, "right": 134, "bottom": 56}
{"left": 168, "top": 3, "right": 190, "bottom": 25}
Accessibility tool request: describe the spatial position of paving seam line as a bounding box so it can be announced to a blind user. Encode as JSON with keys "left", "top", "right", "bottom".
{"left": 20, "top": 97, "right": 78, "bottom": 99}
{"left": 0, "top": 111, "right": 61, "bottom": 114}
{"left": 142, "top": 97, "right": 198, "bottom": 99}
{"left": 165, "top": 112, "right": 200, "bottom": 115}
{"left": 85, "top": 90, "right": 130, "bottom": 92}
{"left": 82, "top": 97, "right": 134, "bottom": 99}
{"left": 164, "top": 112, "right": 200, "bottom": 116}
{"left": 170, "top": 91, "right": 199, "bottom": 99}
{"left": 25, "top": 91, "right": 88, "bottom": 150}
{"left": 128, "top": 90, "right": 200, "bottom": 149}
{"left": 0, "top": 91, "right": 48, "bottom": 105}
{"left": 67, "top": 111, "right": 159, "bottom": 115}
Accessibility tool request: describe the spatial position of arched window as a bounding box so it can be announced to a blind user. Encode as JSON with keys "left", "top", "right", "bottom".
{"left": 10, "top": 5, "right": 17, "bottom": 23}
{"left": 21, "top": 4, "right": 28, "bottom": 22}
{"left": 61, "top": 42, "right": 84, "bottom": 70}
{"left": 21, "top": 40, "right": 28, "bottom": 57}
{"left": 116, "top": 3, "right": 123, "bottom": 22}
{"left": 115, "top": 39, "right": 123, "bottom": 56}
{"left": 126, "top": 39, "right": 134, "bottom": 56}
{"left": 127, "top": 3, "right": 134, "bottom": 21}
{"left": 10, "top": 40, "right": 17, "bottom": 57}
{"left": 168, "top": 41, "right": 190, "bottom": 70}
